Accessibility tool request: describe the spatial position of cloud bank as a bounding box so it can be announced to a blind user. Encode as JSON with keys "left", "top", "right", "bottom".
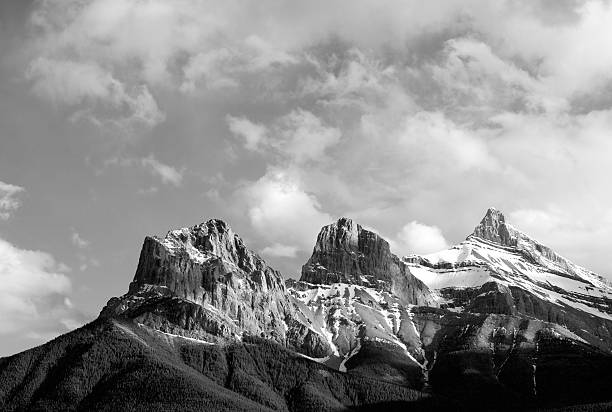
{"left": 17, "top": 0, "right": 612, "bottom": 278}
{"left": 0, "top": 236, "right": 84, "bottom": 339}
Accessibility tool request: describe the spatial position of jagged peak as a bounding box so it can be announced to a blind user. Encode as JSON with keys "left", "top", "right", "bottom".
{"left": 331, "top": 217, "right": 359, "bottom": 229}
{"left": 165, "top": 218, "right": 236, "bottom": 244}
{"left": 465, "top": 208, "right": 606, "bottom": 286}
{"left": 156, "top": 218, "right": 271, "bottom": 274}
{"left": 183, "top": 218, "right": 233, "bottom": 235}
{"left": 470, "top": 207, "right": 518, "bottom": 247}
{"left": 484, "top": 206, "right": 503, "bottom": 217}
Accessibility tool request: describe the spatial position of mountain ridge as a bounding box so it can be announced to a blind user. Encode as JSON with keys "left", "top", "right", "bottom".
{"left": 3, "top": 207, "right": 612, "bottom": 411}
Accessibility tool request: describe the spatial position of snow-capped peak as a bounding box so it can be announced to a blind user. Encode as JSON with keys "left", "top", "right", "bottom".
{"left": 403, "top": 208, "right": 612, "bottom": 326}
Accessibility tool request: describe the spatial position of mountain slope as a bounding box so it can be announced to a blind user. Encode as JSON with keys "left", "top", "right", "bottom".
{"left": 101, "top": 219, "right": 334, "bottom": 357}
{"left": 301, "top": 217, "right": 435, "bottom": 307}
{"left": 2, "top": 211, "right": 612, "bottom": 411}
{"left": 0, "top": 318, "right": 446, "bottom": 411}
{"left": 405, "top": 208, "right": 612, "bottom": 350}
{"left": 285, "top": 211, "right": 612, "bottom": 410}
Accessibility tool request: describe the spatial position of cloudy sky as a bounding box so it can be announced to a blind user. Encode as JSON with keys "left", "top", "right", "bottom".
{"left": 2, "top": 0, "right": 612, "bottom": 355}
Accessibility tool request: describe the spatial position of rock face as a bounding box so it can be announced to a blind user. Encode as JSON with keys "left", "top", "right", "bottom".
{"left": 471, "top": 208, "right": 609, "bottom": 284}
{"left": 301, "top": 217, "right": 436, "bottom": 307}
{"left": 472, "top": 207, "right": 518, "bottom": 247}
{"left": 5, "top": 211, "right": 612, "bottom": 411}
{"left": 407, "top": 207, "right": 612, "bottom": 350}
{"left": 102, "top": 219, "right": 331, "bottom": 356}
{"left": 289, "top": 218, "right": 441, "bottom": 387}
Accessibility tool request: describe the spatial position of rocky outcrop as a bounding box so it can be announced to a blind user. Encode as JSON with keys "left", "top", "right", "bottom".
{"left": 410, "top": 307, "right": 612, "bottom": 408}
{"left": 410, "top": 207, "right": 612, "bottom": 351}
{"left": 467, "top": 282, "right": 516, "bottom": 315}
{"left": 438, "top": 282, "right": 517, "bottom": 315}
{"left": 472, "top": 207, "right": 518, "bottom": 247}
{"left": 101, "top": 219, "right": 333, "bottom": 356}
{"left": 301, "top": 218, "right": 437, "bottom": 306}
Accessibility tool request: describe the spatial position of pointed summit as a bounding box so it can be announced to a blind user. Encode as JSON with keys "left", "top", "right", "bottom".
{"left": 471, "top": 207, "right": 518, "bottom": 246}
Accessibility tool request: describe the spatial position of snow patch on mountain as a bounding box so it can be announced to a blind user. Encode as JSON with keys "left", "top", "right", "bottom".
{"left": 402, "top": 209, "right": 612, "bottom": 321}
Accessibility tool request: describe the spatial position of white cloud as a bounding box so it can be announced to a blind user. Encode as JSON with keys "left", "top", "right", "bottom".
{"left": 0, "top": 180, "right": 24, "bottom": 220}
{"left": 428, "top": 38, "right": 561, "bottom": 115}
{"left": 274, "top": 109, "right": 341, "bottom": 164}
{"left": 394, "top": 221, "right": 448, "bottom": 256}
{"left": 181, "top": 48, "right": 239, "bottom": 92}
{"left": 27, "top": 58, "right": 118, "bottom": 105}
{"left": 26, "top": 58, "right": 165, "bottom": 132}
{"left": 180, "top": 35, "right": 297, "bottom": 93}
{"left": 227, "top": 115, "right": 268, "bottom": 151}
{"left": 105, "top": 155, "right": 184, "bottom": 187}
{"left": 0, "top": 236, "right": 84, "bottom": 337}
{"left": 261, "top": 243, "right": 298, "bottom": 258}
{"left": 395, "top": 111, "right": 497, "bottom": 173}
{"left": 228, "top": 109, "right": 341, "bottom": 163}
{"left": 242, "top": 169, "right": 333, "bottom": 251}
{"left": 506, "top": 205, "right": 609, "bottom": 266}
{"left": 300, "top": 48, "right": 405, "bottom": 110}
{"left": 70, "top": 230, "right": 90, "bottom": 249}
{"left": 19, "top": 0, "right": 612, "bottom": 278}
{"left": 141, "top": 155, "right": 184, "bottom": 186}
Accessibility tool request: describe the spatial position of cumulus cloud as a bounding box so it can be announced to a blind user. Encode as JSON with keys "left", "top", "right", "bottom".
{"left": 181, "top": 35, "right": 297, "bottom": 93}
{"left": 274, "top": 109, "right": 342, "bottom": 164}
{"left": 227, "top": 115, "right": 268, "bottom": 151}
{"left": 228, "top": 109, "right": 341, "bottom": 165}
{"left": 393, "top": 111, "right": 497, "bottom": 173}
{"left": 394, "top": 221, "right": 449, "bottom": 256}
{"left": 241, "top": 169, "right": 333, "bottom": 252}
{"left": 0, "top": 236, "right": 84, "bottom": 337}
{"left": 26, "top": 58, "right": 165, "bottom": 133}
{"left": 0, "top": 180, "right": 24, "bottom": 220}
{"left": 507, "top": 205, "right": 605, "bottom": 265}
{"left": 19, "top": 0, "right": 612, "bottom": 276}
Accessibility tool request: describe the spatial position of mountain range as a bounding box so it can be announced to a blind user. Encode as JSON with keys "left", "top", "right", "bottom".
{"left": 2, "top": 208, "right": 612, "bottom": 411}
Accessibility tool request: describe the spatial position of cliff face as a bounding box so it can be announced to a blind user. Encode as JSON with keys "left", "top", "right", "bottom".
{"left": 300, "top": 217, "right": 436, "bottom": 306}
{"left": 471, "top": 207, "right": 518, "bottom": 247}
{"left": 102, "top": 219, "right": 331, "bottom": 356}
{"left": 6, "top": 213, "right": 612, "bottom": 412}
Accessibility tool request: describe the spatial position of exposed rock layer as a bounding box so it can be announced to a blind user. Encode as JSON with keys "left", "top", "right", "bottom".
{"left": 102, "top": 219, "right": 331, "bottom": 356}
{"left": 301, "top": 218, "right": 436, "bottom": 306}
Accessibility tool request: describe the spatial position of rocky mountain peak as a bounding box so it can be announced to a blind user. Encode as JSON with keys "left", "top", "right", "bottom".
{"left": 102, "top": 218, "right": 289, "bottom": 337}
{"left": 311, "top": 217, "right": 361, "bottom": 253}
{"left": 162, "top": 218, "right": 267, "bottom": 274}
{"left": 303, "top": 218, "right": 389, "bottom": 284}
{"left": 101, "top": 218, "right": 339, "bottom": 357}
{"left": 465, "top": 208, "right": 607, "bottom": 287}
{"left": 301, "top": 218, "right": 436, "bottom": 306}
{"left": 471, "top": 207, "right": 518, "bottom": 247}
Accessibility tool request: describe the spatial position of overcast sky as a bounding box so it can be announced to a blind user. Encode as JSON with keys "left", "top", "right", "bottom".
{"left": 2, "top": 0, "right": 612, "bottom": 355}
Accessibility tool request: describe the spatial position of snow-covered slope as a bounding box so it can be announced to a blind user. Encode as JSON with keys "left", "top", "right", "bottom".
{"left": 284, "top": 210, "right": 612, "bottom": 388}
{"left": 100, "top": 211, "right": 612, "bottom": 392}
{"left": 287, "top": 280, "right": 424, "bottom": 372}
{"left": 405, "top": 208, "right": 612, "bottom": 322}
